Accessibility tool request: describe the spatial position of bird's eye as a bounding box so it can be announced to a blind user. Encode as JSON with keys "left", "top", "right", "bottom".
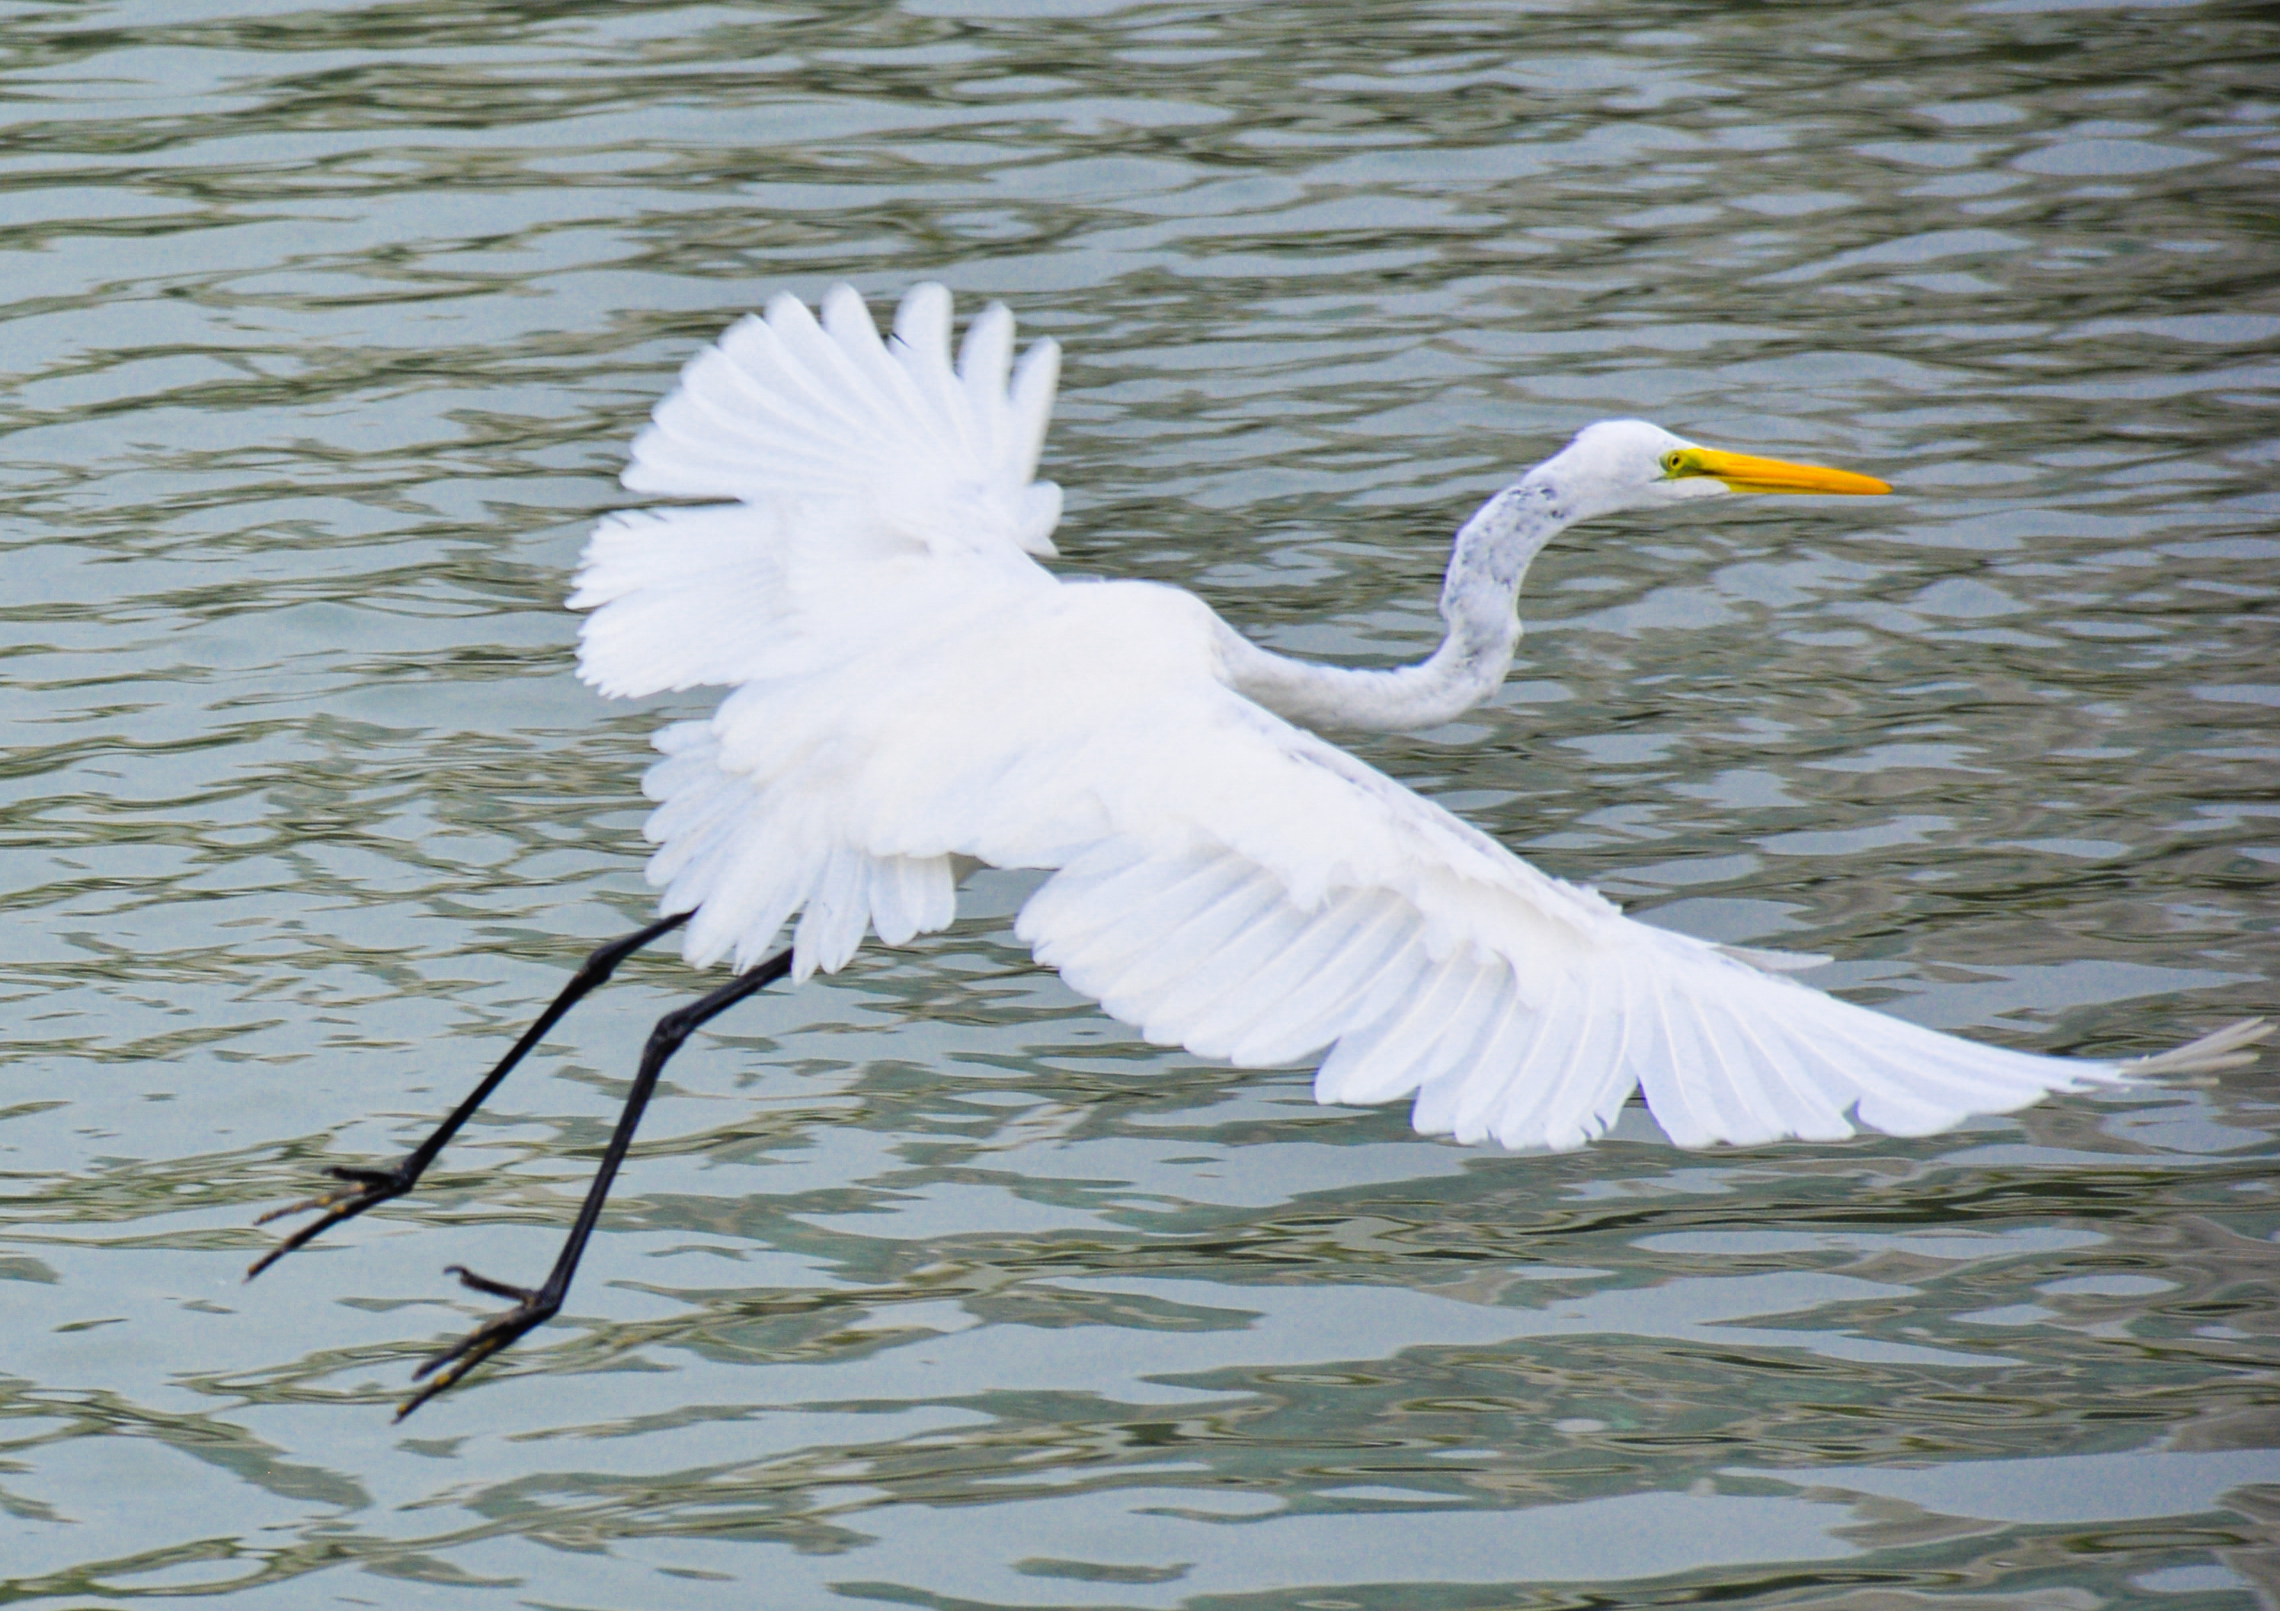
{"left": 1659, "top": 450, "right": 1685, "bottom": 475}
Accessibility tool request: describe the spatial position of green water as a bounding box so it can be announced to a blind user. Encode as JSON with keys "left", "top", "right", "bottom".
{"left": 2, "top": 1, "right": 2275, "bottom": 1606}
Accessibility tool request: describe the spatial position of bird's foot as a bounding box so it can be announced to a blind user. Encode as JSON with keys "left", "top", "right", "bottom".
{"left": 395, "top": 1265, "right": 560, "bottom": 1420}
{"left": 246, "top": 1164, "right": 416, "bottom": 1280}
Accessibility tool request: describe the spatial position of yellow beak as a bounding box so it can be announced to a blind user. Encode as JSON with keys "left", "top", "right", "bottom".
{"left": 1670, "top": 446, "right": 1890, "bottom": 496}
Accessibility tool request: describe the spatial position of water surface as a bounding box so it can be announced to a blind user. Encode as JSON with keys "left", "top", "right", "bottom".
{"left": 2, "top": 1, "right": 2276, "bottom": 1606}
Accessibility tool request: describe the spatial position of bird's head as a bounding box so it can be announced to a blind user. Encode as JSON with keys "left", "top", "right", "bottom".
{"left": 1544, "top": 419, "right": 1889, "bottom": 521}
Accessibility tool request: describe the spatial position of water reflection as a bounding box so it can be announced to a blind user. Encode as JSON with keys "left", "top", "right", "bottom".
{"left": 2, "top": 0, "right": 2275, "bottom": 1605}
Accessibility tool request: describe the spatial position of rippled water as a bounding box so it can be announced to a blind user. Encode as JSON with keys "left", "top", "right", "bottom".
{"left": 4, "top": 1, "right": 2276, "bottom": 1605}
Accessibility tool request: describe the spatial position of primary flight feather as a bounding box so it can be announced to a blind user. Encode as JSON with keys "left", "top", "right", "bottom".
{"left": 571, "top": 282, "right": 2264, "bottom": 1152}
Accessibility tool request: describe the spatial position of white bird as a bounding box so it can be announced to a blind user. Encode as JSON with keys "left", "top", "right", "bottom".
{"left": 253, "top": 283, "right": 2267, "bottom": 1414}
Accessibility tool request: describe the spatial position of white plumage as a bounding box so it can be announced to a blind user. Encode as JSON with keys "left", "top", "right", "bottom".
{"left": 569, "top": 282, "right": 2265, "bottom": 1154}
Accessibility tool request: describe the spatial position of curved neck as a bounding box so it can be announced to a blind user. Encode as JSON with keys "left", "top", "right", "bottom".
{"left": 1214, "top": 473, "right": 1572, "bottom": 732}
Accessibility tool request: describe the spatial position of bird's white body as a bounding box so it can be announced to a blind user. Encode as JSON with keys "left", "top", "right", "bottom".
{"left": 570, "top": 284, "right": 2260, "bottom": 1154}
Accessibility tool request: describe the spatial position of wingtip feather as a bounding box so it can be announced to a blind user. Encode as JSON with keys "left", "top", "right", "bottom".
{"left": 2123, "top": 1017, "right": 2272, "bottom": 1076}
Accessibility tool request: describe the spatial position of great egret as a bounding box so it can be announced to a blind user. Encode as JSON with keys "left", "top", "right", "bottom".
{"left": 250, "top": 283, "right": 2267, "bottom": 1416}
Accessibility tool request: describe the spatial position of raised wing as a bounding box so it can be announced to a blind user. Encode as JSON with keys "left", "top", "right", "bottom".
{"left": 625, "top": 281, "right": 1060, "bottom": 556}
{"left": 572, "top": 285, "right": 1062, "bottom": 700}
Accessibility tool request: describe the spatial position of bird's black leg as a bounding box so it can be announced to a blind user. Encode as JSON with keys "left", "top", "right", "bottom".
{"left": 396, "top": 944, "right": 794, "bottom": 1419}
{"left": 248, "top": 911, "right": 693, "bottom": 1280}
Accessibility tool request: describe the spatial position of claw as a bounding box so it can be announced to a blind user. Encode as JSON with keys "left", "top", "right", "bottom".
{"left": 253, "top": 1166, "right": 398, "bottom": 1227}
{"left": 245, "top": 1164, "right": 413, "bottom": 1281}
{"left": 394, "top": 1268, "right": 560, "bottom": 1421}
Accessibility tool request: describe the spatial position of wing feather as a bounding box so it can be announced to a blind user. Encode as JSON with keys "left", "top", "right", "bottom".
{"left": 1108, "top": 870, "right": 1295, "bottom": 1020}
{"left": 1316, "top": 953, "right": 1496, "bottom": 1107}
{"left": 1125, "top": 883, "right": 1303, "bottom": 1038}
{"left": 1172, "top": 906, "right": 1325, "bottom": 1054}
{"left": 1417, "top": 990, "right": 1535, "bottom": 1140}
{"left": 1048, "top": 854, "right": 1257, "bottom": 1003}
{"left": 890, "top": 285, "right": 974, "bottom": 458}
{"left": 958, "top": 304, "right": 1014, "bottom": 429}
{"left": 1224, "top": 894, "right": 1422, "bottom": 1067}
{"left": 760, "top": 292, "right": 894, "bottom": 439}
{"left": 1006, "top": 340, "right": 1061, "bottom": 491}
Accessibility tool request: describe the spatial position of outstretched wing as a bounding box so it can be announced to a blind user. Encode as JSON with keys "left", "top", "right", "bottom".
{"left": 572, "top": 283, "right": 1062, "bottom": 700}
{"left": 630, "top": 566, "right": 2263, "bottom": 1151}
{"left": 1000, "top": 690, "right": 2117, "bottom": 1153}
